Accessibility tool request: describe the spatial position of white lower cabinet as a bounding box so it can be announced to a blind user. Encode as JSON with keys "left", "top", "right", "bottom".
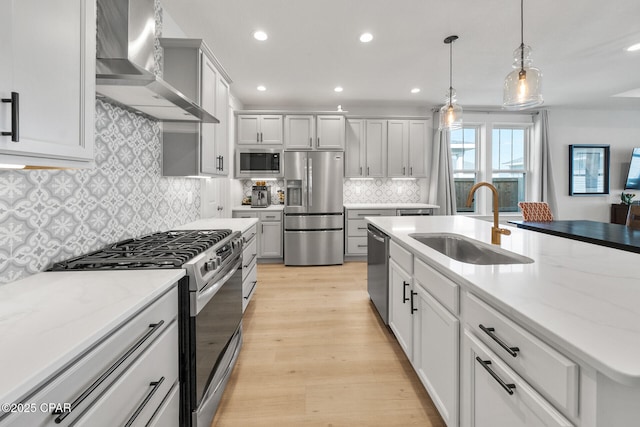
{"left": 241, "top": 224, "right": 258, "bottom": 311}
{"left": 413, "top": 282, "right": 459, "bottom": 427}
{"left": 388, "top": 241, "right": 414, "bottom": 359}
{"left": 232, "top": 210, "right": 283, "bottom": 259}
{"left": 461, "top": 329, "right": 573, "bottom": 427}
{"left": 1, "top": 285, "right": 179, "bottom": 427}
{"left": 344, "top": 208, "right": 396, "bottom": 256}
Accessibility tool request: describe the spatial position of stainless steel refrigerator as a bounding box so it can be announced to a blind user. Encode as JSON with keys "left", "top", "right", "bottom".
{"left": 284, "top": 151, "right": 344, "bottom": 266}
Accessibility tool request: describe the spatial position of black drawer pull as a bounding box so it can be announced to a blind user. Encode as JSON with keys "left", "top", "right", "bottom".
{"left": 53, "top": 321, "right": 165, "bottom": 423}
{"left": 410, "top": 290, "right": 418, "bottom": 314}
{"left": 245, "top": 280, "right": 258, "bottom": 299}
{"left": 402, "top": 281, "right": 410, "bottom": 303}
{"left": 1, "top": 92, "right": 19, "bottom": 142}
{"left": 124, "top": 376, "right": 165, "bottom": 427}
{"left": 243, "top": 233, "right": 257, "bottom": 243}
{"left": 243, "top": 253, "right": 257, "bottom": 268}
{"left": 479, "top": 324, "right": 520, "bottom": 357}
{"left": 476, "top": 357, "right": 516, "bottom": 395}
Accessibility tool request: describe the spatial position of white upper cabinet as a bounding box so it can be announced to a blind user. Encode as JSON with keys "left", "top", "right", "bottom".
{"left": 387, "top": 120, "right": 430, "bottom": 178}
{"left": 316, "top": 115, "right": 345, "bottom": 150}
{"left": 161, "top": 38, "right": 231, "bottom": 177}
{"left": 238, "top": 115, "right": 283, "bottom": 145}
{"left": 284, "top": 115, "right": 315, "bottom": 149}
{"left": 284, "top": 114, "right": 345, "bottom": 150}
{"left": 0, "top": 0, "right": 95, "bottom": 168}
{"left": 364, "top": 119, "right": 386, "bottom": 177}
{"left": 345, "top": 119, "right": 365, "bottom": 177}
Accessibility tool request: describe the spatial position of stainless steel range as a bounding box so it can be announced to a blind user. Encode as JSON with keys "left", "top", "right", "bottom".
{"left": 50, "top": 229, "right": 244, "bottom": 427}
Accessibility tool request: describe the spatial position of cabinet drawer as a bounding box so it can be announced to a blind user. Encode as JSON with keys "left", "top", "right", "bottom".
{"left": 346, "top": 209, "right": 395, "bottom": 219}
{"left": 243, "top": 264, "right": 258, "bottom": 312}
{"left": 464, "top": 330, "right": 574, "bottom": 427}
{"left": 390, "top": 240, "right": 412, "bottom": 274}
{"left": 414, "top": 258, "right": 458, "bottom": 314}
{"left": 259, "top": 211, "right": 282, "bottom": 222}
{"left": 74, "top": 321, "right": 179, "bottom": 426}
{"left": 147, "top": 381, "right": 179, "bottom": 427}
{"left": 347, "top": 218, "right": 368, "bottom": 237}
{"left": 242, "top": 236, "right": 258, "bottom": 281}
{"left": 347, "top": 236, "right": 368, "bottom": 254}
{"left": 1, "top": 287, "right": 178, "bottom": 426}
{"left": 464, "top": 292, "right": 579, "bottom": 417}
{"left": 232, "top": 211, "right": 258, "bottom": 219}
{"left": 242, "top": 224, "right": 258, "bottom": 245}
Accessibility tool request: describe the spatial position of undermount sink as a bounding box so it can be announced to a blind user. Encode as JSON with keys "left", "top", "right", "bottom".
{"left": 409, "top": 233, "right": 534, "bottom": 265}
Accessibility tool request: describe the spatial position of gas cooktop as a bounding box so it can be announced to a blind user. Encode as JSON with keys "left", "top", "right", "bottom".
{"left": 49, "top": 229, "right": 233, "bottom": 271}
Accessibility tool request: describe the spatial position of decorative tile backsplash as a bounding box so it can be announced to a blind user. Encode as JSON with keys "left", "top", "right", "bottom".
{"left": 238, "top": 178, "right": 425, "bottom": 205}
{"left": 0, "top": 100, "right": 201, "bottom": 285}
{"left": 343, "top": 178, "right": 424, "bottom": 203}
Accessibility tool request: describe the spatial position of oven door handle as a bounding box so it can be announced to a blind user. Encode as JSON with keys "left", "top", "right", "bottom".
{"left": 193, "top": 257, "right": 241, "bottom": 316}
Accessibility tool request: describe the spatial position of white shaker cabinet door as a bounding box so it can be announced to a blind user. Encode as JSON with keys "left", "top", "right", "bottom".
{"left": 461, "top": 330, "right": 573, "bottom": 427}
{"left": 389, "top": 259, "right": 413, "bottom": 360}
{"left": 316, "top": 115, "right": 345, "bottom": 150}
{"left": 364, "top": 119, "right": 386, "bottom": 177}
{"left": 386, "top": 120, "right": 408, "bottom": 177}
{"left": 200, "top": 53, "right": 218, "bottom": 175}
{"left": 284, "top": 115, "right": 314, "bottom": 150}
{"left": 345, "top": 119, "right": 365, "bottom": 177}
{"left": 408, "top": 120, "right": 428, "bottom": 178}
{"left": 0, "top": 0, "right": 95, "bottom": 167}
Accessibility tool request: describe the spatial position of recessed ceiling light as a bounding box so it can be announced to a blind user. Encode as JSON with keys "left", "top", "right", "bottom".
{"left": 411, "top": 88, "right": 421, "bottom": 94}
{"left": 359, "top": 33, "right": 373, "bottom": 43}
{"left": 334, "top": 86, "right": 343, "bottom": 93}
{"left": 257, "top": 85, "right": 266, "bottom": 91}
{"left": 627, "top": 43, "right": 640, "bottom": 52}
{"left": 253, "top": 31, "right": 268, "bottom": 41}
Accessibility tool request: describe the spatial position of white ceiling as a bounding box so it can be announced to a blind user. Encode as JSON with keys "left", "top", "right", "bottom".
{"left": 161, "top": 0, "right": 640, "bottom": 111}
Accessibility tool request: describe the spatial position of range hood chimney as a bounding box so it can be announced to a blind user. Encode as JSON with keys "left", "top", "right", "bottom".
{"left": 96, "top": 0, "right": 218, "bottom": 123}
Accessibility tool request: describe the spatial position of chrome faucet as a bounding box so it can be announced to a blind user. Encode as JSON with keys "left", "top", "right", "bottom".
{"left": 466, "top": 182, "right": 511, "bottom": 245}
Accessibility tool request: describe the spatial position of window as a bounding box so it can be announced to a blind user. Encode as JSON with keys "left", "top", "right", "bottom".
{"left": 492, "top": 127, "right": 527, "bottom": 212}
{"left": 449, "top": 114, "right": 533, "bottom": 215}
{"left": 451, "top": 127, "right": 479, "bottom": 212}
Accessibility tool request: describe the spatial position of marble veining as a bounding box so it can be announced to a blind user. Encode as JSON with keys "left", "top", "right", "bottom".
{"left": 367, "top": 215, "right": 640, "bottom": 385}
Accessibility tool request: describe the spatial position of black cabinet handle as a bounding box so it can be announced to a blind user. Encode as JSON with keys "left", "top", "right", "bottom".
{"left": 123, "top": 377, "right": 165, "bottom": 427}
{"left": 2, "top": 92, "right": 19, "bottom": 142}
{"left": 410, "top": 290, "right": 418, "bottom": 314}
{"left": 220, "top": 155, "right": 224, "bottom": 171}
{"left": 402, "top": 281, "right": 410, "bottom": 303}
{"left": 475, "top": 357, "right": 516, "bottom": 395}
{"left": 53, "top": 321, "right": 164, "bottom": 423}
{"left": 244, "top": 280, "right": 258, "bottom": 299}
{"left": 256, "top": 132, "right": 259, "bottom": 142}
{"left": 243, "top": 253, "right": 257, "bottom": 268}
{"left": 479, "top": 324, "right": 520, "bottom": 357}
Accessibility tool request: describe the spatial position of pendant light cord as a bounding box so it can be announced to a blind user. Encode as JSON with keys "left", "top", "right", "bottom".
{"left": 449, "top": 41, "right": 453, "bottom": 106}
{"left": 520, "top": 0, "right": 525, "bottom": 71}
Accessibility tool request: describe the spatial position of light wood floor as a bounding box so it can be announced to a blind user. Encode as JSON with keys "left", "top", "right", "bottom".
{"left": 211, "top": 262, "right": 446, "bottom": 427}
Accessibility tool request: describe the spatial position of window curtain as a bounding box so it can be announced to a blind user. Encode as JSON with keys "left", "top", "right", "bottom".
{"left": 428, "top": 111, "right": 457, "bottom": 215}
{"left": 531, "top": 110, "right": 558, "bottom": 216}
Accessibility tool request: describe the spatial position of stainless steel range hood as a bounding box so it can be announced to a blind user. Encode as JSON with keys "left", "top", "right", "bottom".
{"left": 96, "top": 0, "right": 218, "bottom": 123}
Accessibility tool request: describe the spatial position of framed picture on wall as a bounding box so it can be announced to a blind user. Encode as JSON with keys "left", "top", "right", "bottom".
{"left": 569, "top": 144, "right": 610, "bottom": 195}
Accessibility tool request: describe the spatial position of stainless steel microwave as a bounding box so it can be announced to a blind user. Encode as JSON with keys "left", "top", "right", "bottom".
{"left": 235, "top": 148, "right": 283, "bottom": 178}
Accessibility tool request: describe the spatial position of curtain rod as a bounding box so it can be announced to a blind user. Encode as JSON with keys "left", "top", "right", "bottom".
{"left": 432, "top": 107, "right": 540, "bottom": 115}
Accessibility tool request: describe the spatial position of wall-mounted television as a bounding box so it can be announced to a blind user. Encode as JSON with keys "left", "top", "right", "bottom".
{"left": 624, "top": 148, "right": 640, "bottom": 190}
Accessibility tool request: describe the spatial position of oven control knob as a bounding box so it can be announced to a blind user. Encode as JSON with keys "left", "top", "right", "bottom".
{"left": 205, "top": 259, "right": 217, "bottom": 272}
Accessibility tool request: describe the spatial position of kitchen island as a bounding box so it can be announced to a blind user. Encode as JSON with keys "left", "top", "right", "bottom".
{"left": 367, "top": 215, "right": 640, "bottom": 427}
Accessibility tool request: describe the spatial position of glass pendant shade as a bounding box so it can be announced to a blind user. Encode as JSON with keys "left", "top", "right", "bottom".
{"left": 503, "top": 44, "right": 543, "bottom": 109}
{"left": 438, "top": 89, "right": 463, "bottom": 131}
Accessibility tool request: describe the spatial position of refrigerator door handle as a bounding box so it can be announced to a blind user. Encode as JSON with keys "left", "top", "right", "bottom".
{"left": 308, "top": 157, "right": 313, "bottom": 207}
{"left": 302, "top": 154, "right": 308, "bottom": 209}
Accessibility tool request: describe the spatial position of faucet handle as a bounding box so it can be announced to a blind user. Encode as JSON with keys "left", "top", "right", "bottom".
{"left": 498, "top": 227, "right": 511, "bottom": 236}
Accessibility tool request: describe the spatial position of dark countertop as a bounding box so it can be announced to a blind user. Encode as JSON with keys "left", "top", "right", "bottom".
{"left": 509, "top": 220, "right": 640, "bottom": 254}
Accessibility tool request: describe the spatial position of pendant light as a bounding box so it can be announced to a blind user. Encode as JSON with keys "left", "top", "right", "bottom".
{"left": 503, "top": 0, "right": 543, "bottom": 109}
{"left": 439, "top": 35, "right": 462, "bottom": 131}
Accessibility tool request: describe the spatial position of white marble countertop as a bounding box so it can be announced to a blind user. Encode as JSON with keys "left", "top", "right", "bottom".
{"left": 344, "top": 203, "right": 439, "bottom": 210}
{"left": 175, "top": 217, "right": 259, "bottom": 234}
{"left": 367, "top": 215, "right": 640, "bottom": 386}
{"left": 232, "top": 205, "right": 285, "bottom": 211}
{"left": 0, "top": 270, "right": 184, "bottom": 406}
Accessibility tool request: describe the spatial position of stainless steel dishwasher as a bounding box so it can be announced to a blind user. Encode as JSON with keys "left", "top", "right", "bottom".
{"left": 367, "top": 224, "right": 389, "bottom": 324}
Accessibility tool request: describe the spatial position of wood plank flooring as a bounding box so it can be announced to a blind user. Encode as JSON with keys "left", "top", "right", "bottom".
{"left": 211, "top": 262, "right": 446, "bottom": 427}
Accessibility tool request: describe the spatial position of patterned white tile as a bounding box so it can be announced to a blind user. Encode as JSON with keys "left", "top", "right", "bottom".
{"left": 0, "top": 100, "right": 202, "bottom": 285}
